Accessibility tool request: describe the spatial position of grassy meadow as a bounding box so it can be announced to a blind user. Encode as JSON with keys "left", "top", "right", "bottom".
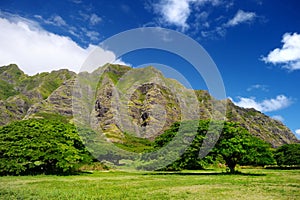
{"left": 0, "top": 169, "right": 299, "bottom": 200}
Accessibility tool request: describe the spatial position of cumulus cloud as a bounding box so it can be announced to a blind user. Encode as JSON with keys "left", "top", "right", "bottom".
{"left": 151, "top": 1, "right": 258, "bottom": 39}
{"left": 271, "top": 115, "right": 284, "bottom": 122}
{"left": 154, "top": 0, "right": 191, "bottom": 31}
{"left": 153, "top": 0, "right": 221, "bottom": 31}
{"left": 226, "top": 10, "right": 256, "bottom": 27}
{"left": 230, "top": 95, "right": 292, "bottom": 112}
{"left": 295, "top": 129, "right": 300, "bottom": 137}
{"left": 0, "top": 15, "right": 126, "bottom": 75}
{"left": 262, "top": 32, "right": 300, "bottom": 71}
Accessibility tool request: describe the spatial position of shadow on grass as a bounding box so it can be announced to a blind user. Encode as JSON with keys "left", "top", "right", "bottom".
{"left": 265, "top": 166, "right": 300, "bottom": 170}
{"left": 76, "top": 171, "right": 94, "bottom": 175}
{"left": 143, "top": 171, "right": 266, "bottom": 176}
{"left": 52, "top": 171, "right": 94, "bottom": 176}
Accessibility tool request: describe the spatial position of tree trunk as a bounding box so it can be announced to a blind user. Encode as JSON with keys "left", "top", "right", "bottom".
{"left": 229, "top": 164, "right": 236, "bottom": 174}
{"left": 226, "top": 159, "right": 237, "bottom": 174}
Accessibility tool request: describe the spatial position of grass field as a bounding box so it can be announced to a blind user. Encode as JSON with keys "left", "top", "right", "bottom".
{"left": 0, "top": 169, "right": 299, "bottom": 199}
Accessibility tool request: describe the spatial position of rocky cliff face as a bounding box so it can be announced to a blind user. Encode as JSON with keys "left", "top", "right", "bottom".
{"left": 25, "top": 79, "right": 75, "bottom": 118}
{"left": 226, "top": 100, "right": 296, "bottom": 147}
{"left": 0, "top": 64, "right": 75, "bottom": 125}
{"left": 0, "top": 64, "right": 298, "bottom": 147}
{"left": 92, "top": 66, "right": 184, "bottom": 141}
{"left": 194, "top": 90, "right": 297, "bottom": 147}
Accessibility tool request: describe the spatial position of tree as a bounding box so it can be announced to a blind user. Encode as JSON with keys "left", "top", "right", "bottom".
{"left": 274, "top": 143, "right": 300, "bottom": 166}
{"left": 0, "top": 119, "right": 92, "bottom": 175}
{"left": 213, "top": 122, "right": 275, "bottom": 173}
{"left": 151, "top": 120, "right": 210, "bottom": 171}
{"left": 153, "top": 120, "right": 275, "bottom": 173}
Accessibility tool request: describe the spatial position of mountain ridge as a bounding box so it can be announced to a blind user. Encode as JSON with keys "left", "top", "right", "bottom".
{"left": 0, "top": 63, "right": 298, "bottom": 147}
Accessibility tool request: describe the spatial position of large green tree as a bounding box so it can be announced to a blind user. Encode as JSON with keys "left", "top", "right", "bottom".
{"left": 153, "top": 120, "right": 275, "bottom": 173}
{"left": 153, "top": 120, "right": 211, "bottom": 170}
{"left": 213, "top": 122, "right": 275, "bottom": 173}
{"left": 274, "top": 143, "right": 300, "bottom": 166}
{"left": 0, "top": 119, "right": 91, "bottom": 175}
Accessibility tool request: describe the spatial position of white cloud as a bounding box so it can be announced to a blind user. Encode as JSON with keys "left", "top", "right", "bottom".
{"left": 226, "top": 10, "right": 256, "bottom": 27}
{"left": 154, "top": 0, "right": 191, "bottom": 31}
{"left": 153, "top": 0, "right": 221, "bottom": 31}
{"left": 230, "top": 95, "right": 292, "bottom": 112}
{"left": 49, "top": 15, "right": 67, "bottom": 26}
{"left": 295, "top": 129, "right": 300, "bottom": 137}
{"left": 90, "top": 14, "right": 101, "bottom": 25}
{"left": 34, "top": 14, "right": 67, "bottom": 27}
{"left": 199, "top": 8, "right": 258, "bottom": 39}
{"left": 80, "top": 48, "right": 130, "bottom": 73}
{"left": 35, "top": 12, "right": 102, "bottom": 44}
{"left": 35, "top": 14, "right": 96, "bottom": 45}
{"left": 229, "top": 96, "right": 262, "bottom": 111}
{"left": 271, "top": 115, "right": 284, "bottom": 122}
{"left": 247, "top": 84, "right": 269, "bottom": 92}
{"left": 83, "top": 29, "right": 100, "bottom": 41}
{"left": 262, "top": 32, "right": 300, "bottom": 71}
{"left": 0, "top": 15, "right": 126, "bottom": 75}
{"left": 150, "top": 1, "right": 258, "bottom": 39}
{"left": 200, "top": 26, "right": 226, "bottom": 39}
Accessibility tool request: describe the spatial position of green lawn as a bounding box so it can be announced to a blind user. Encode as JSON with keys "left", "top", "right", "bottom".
{"left": 0, "top": 169, "right": 299, "bottom": 200}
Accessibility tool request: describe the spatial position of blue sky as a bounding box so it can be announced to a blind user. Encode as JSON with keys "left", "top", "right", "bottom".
{"left": 0, "top": 0, "right": 299, "bottom": 138}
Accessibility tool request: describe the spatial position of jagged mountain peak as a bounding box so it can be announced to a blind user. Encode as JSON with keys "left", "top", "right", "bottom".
{"left": 0, "top": 63, "right": 23, "bottom": 73}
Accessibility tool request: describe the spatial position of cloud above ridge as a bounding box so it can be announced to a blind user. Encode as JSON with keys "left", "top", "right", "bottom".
{"left": 0, "top": 13, "right": 125, "bottom": 75}
{"left": 295, "top": 129, "right": 300, "bottom": 137}
{"left": 230, "top": 95, "right": 292, "bottom": 112}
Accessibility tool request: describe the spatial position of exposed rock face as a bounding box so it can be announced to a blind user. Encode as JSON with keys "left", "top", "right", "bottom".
{"left": 226, "top": 100, "right": 297, "bottom": 147}
{"left": 25, "top": 79, "right": 75, "bottom": 118}
{"left": 0, "top": 64, "right": 298, "bottom": 147}
{"left": 128, "top": 83, "right": 181, "bottom": 139}
{"left": 0, "top": 64, "right": 75, "bottom": 125}
{"left": 89, "top": 65, "right": 200, "bottom": 140}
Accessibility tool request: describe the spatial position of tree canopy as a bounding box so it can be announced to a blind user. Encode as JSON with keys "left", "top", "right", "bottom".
{"left": 274, "top": 143, "right": 300, "bottom": 166}
{"left": 154, "top": 120, "right": 275, "bottom": 173}
{"left": 0, "top": 119, "right": 91, "bottom": 175}
{"left": 212, "top": 122, "right": 275, "bottom": 173}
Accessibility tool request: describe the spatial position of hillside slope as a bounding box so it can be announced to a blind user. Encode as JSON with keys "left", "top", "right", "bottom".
{"left": 0, "top": 64, "right": 298, "bottom": 147}
{"left": 0, "top": 64, "right": 75, "bottom": 125}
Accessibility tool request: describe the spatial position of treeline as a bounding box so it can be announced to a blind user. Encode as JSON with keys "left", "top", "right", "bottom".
{"left": 150, "top": 120, "right": 300, "bottom": 173}
{"left": 0, "top": 118, "right": 299, "bottom": 175}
